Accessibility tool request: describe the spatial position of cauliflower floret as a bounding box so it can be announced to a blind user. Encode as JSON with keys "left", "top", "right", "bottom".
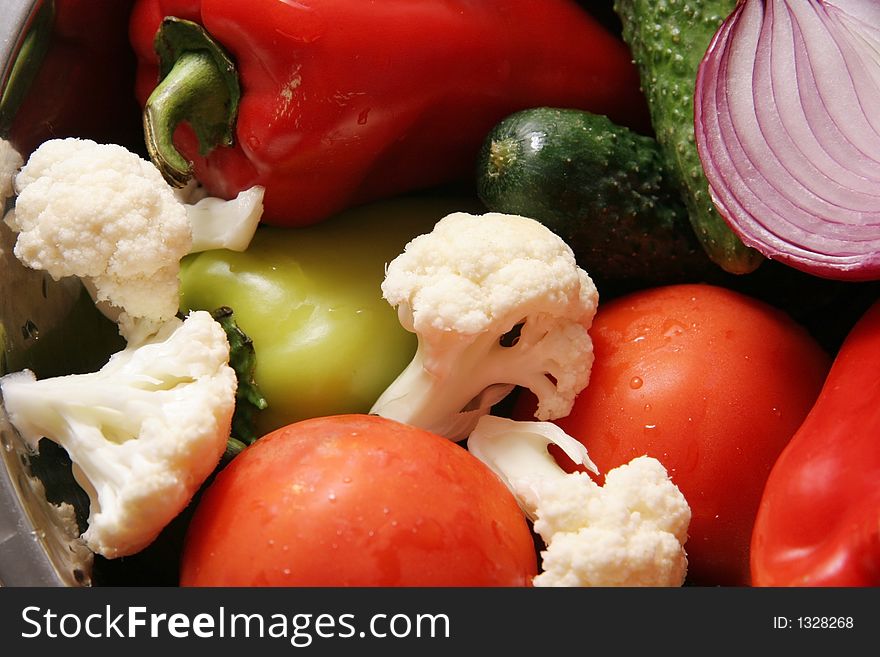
{"left": 0, "top": 310, "right": 237, "bottom": 558}
{"left": 371, "top": 211, "right": 598, "bottom": 440}
{"left": 530, "top": 458, "right": 691, "bottom": 587}
{"left": 3, "top": 138, "right": 263, "bottom": 335}
{"left": 468, "top": 415, "right": 691, "bottom": 587}
{"left": 5, "top": 138, "right": 191, "bottom": 322}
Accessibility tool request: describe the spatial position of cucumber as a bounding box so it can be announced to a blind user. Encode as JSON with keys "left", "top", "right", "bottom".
{"left": 476, "top": 107, "right": 712, "bottom": 291}
{"left": 613, "top": 0, "right": 763, "bottom": 275}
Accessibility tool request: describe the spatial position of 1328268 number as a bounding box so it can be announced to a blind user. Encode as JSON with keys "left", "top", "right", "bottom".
{"left": 797, "top": 617, "right": 854, "bottom": 629}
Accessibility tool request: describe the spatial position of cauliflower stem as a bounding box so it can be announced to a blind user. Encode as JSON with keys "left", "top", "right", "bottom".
{"left": 370, "top": 211, "right": 598, "bottom": 441}
{"left": 468, "top": 415, "right": 692, "bottom": 587}
{"left": 0, "top": 311, "right": 237, "bottom": 558}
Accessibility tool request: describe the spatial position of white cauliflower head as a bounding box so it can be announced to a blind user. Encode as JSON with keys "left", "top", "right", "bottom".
{"left": 4, "top": 138, "right": 264, "bottom": 338}
{"left": 468, "top": 415, "right": 691, "bottom": 587}
{"left": 0, "top": 310, "right": 237, "bottom": 558}
{"left": 5, "top": 138, "right": 192, "bottom": 324}
{"left": 530, "top": 457, "right": 691, "bottom": 587}
{"left": 371, "top": 211, "right": 598, "bottom": 440}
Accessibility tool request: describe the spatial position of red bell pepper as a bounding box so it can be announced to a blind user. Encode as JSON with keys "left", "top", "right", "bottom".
{"left": 3, "top": 0, "right": 142, "bottom": 157}
{"left": 750, "top": 298, "right": 880, "bottom": 587}
{"left": 129, "top": 0, "right": 651, "bottom": 227}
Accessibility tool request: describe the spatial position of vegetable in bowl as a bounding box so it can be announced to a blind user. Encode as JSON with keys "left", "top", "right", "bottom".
{"left": 613, "top": 0, "right": 764, "bottom": 274}
{"left": 694, "top": 0, "right": 880, "bottom": 281}
{"left": 514, "top": 284, "right": 831, "bottom": 585}
{"left": 178, "top": 414, "right": 540, "bottom": 587}
{"left": 179, "top": 195, "right": 476, "bottom": 437}
{"left": 468, "top": 415, "right": 692, "bottom": 587}
{"left": 0, "top": 311, "right": 237, "bottom": 559}
{"left": 1, "top": 0, "right": 879, "bottom": 589}
{"left": 130, "top": 0, "right": 651, "bottom": 227}
{"left": 4, "top": 137, "right": 264, "bottom": 341}
{"left": 0, "top": 137, "right": 265, "bottom": 563}
{"left": 370, "top": 211, "right": 599, "bottom": 442}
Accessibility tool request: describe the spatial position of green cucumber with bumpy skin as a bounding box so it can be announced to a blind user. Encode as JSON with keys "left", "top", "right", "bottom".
{"left": 613, "top": 0, "right": 763, "bottom": 274}
{"left": 477, "top": 107, "right": 712, "bottom": 290}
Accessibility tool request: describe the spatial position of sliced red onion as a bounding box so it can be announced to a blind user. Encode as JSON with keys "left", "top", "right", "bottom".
{"left": 695, "top": 0, "right": 880, "bottom": 281}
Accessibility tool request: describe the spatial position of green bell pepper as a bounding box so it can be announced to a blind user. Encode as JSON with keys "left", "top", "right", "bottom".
{"left": 179, "top": 195, "right": 473, "bottom": 436}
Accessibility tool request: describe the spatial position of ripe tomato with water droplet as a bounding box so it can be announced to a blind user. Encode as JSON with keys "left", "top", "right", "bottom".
{"left": 180, "top": 414, "right": 537, "bottom": 586}
{"left": 514, "top": 284, "right": 830, "bottom": 586}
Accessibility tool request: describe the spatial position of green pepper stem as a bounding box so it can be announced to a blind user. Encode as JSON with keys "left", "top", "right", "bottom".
{"left": 143, "top": 17, "right": 240, "bottom": 188}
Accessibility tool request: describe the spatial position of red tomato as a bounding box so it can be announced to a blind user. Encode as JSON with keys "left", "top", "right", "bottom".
{"left": 515, "top": 284, "right": 830, "bottom": 586}
{"left": 180, "top": 414, "right": 537, "bottom": 586}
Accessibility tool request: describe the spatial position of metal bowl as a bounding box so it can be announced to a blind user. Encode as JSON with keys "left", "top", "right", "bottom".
{"left": 0, "top": 0, "right": 140, "bottom": 586}
{"left": 4, "top": 0, "right": 870, "bottom": 590}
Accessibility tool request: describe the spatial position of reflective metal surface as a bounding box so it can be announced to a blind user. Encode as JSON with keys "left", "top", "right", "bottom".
{"left": 0, "top": 0, "right": 93, "bottom": 587}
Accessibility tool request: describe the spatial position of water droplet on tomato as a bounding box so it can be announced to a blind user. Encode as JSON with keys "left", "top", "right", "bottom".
{"left": 662, "top": 319, "right": 687, "bottom": 339}
{"left": 629, "top": 376, "right": 644, "bottom": 389}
